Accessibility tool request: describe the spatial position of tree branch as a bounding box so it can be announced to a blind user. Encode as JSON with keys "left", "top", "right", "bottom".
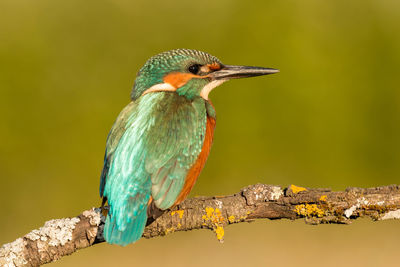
{"left": 2, "top": 184, "right": 400, "bottom": 267}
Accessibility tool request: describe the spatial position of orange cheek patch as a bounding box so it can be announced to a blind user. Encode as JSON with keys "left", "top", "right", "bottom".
{"left": 207, "top": 62, "right": 221, "bottom": 71}
{"left": 200, "top": 63, "right": 221, "bottom": 73}
{"left": 163, "top": 72, "right": 199, "bottom": 88}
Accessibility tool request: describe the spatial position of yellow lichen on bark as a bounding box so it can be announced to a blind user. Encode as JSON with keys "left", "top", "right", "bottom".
{"left": 215, "top": 226, "right": 225, "bottom": 242}
{"left": 202, "top": 207, "right": 226, "bottom": 242}
{"left": 164, "top": 227, "right": 175, "bottom": 235}
{"left": 290, "top": 184, "right": 307, "bottom": 194}
{"left": 203, "top": 207, "right": 225, "bottom": 224}
{"left": 171, "top": 210, "right": 184, "bottom": 219}
{"left": 319, "top": 195, "right": 327, "bottom": 202}
{"left": 294, "top": 204, "right": 325, "bottom": 218}
{"left": 205, "top": 207, "right": 214, "bottom": 219}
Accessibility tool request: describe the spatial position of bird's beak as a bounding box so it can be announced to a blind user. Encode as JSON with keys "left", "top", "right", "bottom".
{"left": 210, "top": 65, "right": 279, "bottom": 80}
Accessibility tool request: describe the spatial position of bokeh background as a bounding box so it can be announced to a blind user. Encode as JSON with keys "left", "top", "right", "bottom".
{"left": 1, "top": 0, "right": 400, "bottom": 266}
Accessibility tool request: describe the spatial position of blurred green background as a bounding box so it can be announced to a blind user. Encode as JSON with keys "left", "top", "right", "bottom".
{"left": 1, "top": 0, "right": 399, "bottom": 266}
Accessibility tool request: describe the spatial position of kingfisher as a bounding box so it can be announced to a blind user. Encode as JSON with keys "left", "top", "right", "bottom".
{"left": 99, "top": 49, "right": 278, "bottom": 246}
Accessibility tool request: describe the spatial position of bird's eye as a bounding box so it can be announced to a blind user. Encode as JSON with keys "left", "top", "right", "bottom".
{"left": 188, "top": 64, "right": 201, "bottom": 74}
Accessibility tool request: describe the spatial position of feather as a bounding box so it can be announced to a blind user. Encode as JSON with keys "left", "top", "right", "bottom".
{"left": 100, "top": 92, "right": 210, "bottom": 245}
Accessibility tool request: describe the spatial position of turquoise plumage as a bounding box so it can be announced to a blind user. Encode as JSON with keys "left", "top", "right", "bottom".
{"left": 99, "top": 49, "right": 278, "bottom": 246}
{"left": 101, "top": 93, "right": 208, "bottom": 245}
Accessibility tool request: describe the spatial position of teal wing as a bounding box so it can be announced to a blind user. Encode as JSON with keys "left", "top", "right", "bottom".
{"left": 101, "top": 93, "right": 207, "bottom": 246}
{"left": 100, "top": 102, "right": 137, "bottom": 199}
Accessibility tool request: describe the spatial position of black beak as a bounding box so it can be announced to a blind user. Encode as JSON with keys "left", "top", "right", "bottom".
{"left": 210, "top": 65, "right": 279, "bottom": 80}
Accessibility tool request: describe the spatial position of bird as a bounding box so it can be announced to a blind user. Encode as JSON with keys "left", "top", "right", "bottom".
{"left": 99, "top": 49, "right": 278, "bottom": 246}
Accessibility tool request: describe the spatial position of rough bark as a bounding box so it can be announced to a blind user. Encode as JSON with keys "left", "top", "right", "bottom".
{"left": 1, "top": 184, "right": 400, "bottom": 267}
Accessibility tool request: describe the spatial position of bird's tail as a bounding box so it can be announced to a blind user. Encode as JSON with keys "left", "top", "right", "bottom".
{"left": 103, "top": 205, "right": 148, "bottom": 246}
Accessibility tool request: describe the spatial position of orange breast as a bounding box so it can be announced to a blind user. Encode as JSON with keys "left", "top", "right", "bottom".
{"left": 173, "top": 115, "right": 216, "bottom": 205}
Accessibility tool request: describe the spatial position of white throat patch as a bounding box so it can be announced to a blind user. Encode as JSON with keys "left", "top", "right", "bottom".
{"left": 142, "top": 80, "right": 227, "bottom": 100}
{"left": 200, "top": 79, "right": 227, "bottom": 100}
{"left": 141, "top": 82, "right": 176, "bottom": 96}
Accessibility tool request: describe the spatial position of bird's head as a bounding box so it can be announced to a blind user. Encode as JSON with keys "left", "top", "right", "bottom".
{"left": 131, "top": 49, "right": 278, "bottom": 100}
